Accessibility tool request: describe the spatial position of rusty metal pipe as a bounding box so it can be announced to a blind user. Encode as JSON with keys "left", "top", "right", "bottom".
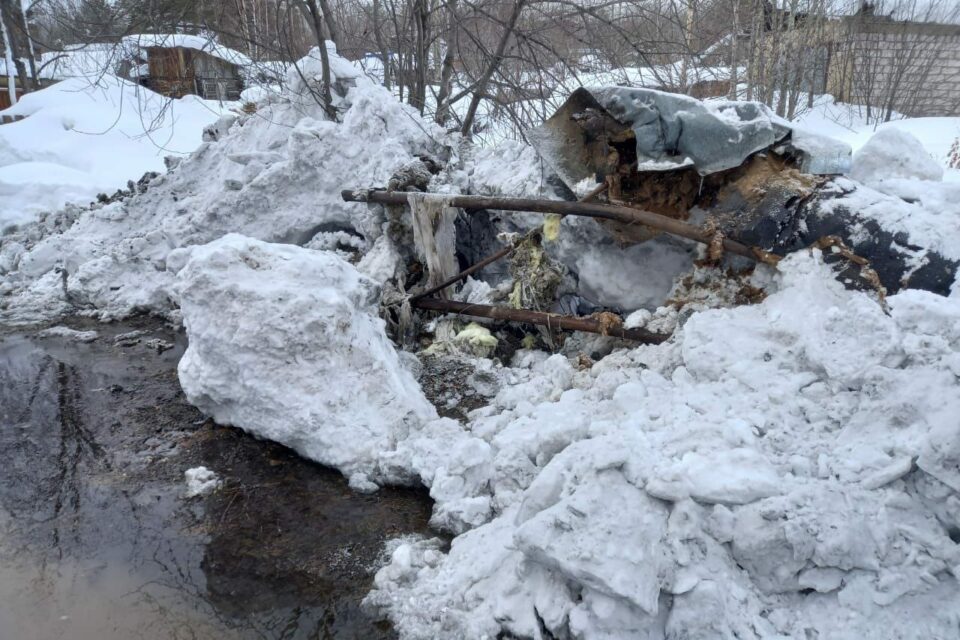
{"left": 411, "top": 298, "right": 669, "bottom": 344}
{"left": 340, "top": 189, "right": 779, "bottom": 263}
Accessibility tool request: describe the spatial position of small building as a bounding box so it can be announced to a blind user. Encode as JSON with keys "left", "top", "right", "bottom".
{"left": 121, "top": 34, "right": 249, "bottom": 101}
{"left": 0, "top": 60, "right": 56, "bottom": 114}
{"left": 756, "top": 1, "right": 960, "bottom": 118}
{"left": 826, "top": 3, "right": 960, "bottom": 117}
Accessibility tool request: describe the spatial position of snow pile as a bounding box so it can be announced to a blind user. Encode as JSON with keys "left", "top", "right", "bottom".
{"left": 174, "top": 235, "right": 496, "bottom": 531}
{"left": 817, "top": 128, "right": 960, "bottom": 266}
{"left": 184, "top": 466, "right": 220, "bottom": 497}
{"left": 0, "top": 45, "right": 447, "bottom": 325}
{"left": 364, "top": 252, "right": 960, "bottom": 639}
{"left": 850, "top": 128, "right": 944, "bottom": 184}
{"left": 792, "top": 93, "right": 960, "bottom": 179}
{"left": 176, "top": 234, "right": 436, "bottom": 488}
{"left": 0, "top": 76, "right": 230, "bottom": 228}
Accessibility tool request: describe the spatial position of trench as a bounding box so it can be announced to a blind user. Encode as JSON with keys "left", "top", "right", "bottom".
{"left": 0, "top": 318, "right": 434, "bottom": 640}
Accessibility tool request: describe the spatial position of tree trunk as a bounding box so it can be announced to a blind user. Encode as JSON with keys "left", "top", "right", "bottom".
{"left": 299, "top": 0, "right": 335, "bottom": 118}
{"left": 460, "top": 0, "right": 526, "bottom": 137}
{"left": 16, "top": 0, "right": 36, "bottom": 87}
{"left": 371, "top": 0, "right": 391, "bottom": 89}
{"left": 0, "top": 0, "right": 31, "bottom": 94}
{"left": 409, "top": 0, "right": 428, "bottom": 113}
{"left": 316, "top": 0, "right": 340, "bottom": 49}
{"left": 434, "top": 0, "right": 458, "bottom": 125}
{"left": 0, "top": 2, "right": 16, "bottom": 105}
{"left": 728, "top": 0, "right": 739, "bottom": 99}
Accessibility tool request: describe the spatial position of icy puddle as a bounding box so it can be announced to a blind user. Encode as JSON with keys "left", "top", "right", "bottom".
{"left": 0, "top": 320, "right": 433, "bottom": 639}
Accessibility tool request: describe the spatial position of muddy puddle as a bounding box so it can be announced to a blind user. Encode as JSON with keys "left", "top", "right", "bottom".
{"left": 0, "top": 318, "right": 434, "bottom": 639}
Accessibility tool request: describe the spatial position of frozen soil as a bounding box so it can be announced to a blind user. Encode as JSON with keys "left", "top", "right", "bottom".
{"left": 0, "top": 316, "right": 433, "bottom": 640}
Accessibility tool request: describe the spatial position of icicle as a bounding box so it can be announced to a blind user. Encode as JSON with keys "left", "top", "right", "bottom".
{"left": 407, "top": 192, "right": 458, "bottom": 296}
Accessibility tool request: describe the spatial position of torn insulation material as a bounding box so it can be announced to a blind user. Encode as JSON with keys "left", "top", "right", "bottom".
{"left": 407, "top": 192, "right": 459, "bottom": 296}
{"left": 508, "top": 235, "right": 565, "bottom": 311}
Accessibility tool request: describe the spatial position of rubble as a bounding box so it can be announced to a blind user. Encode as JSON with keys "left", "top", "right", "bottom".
{"left": 520, "top": 87, "right": 955, "bottom": 298}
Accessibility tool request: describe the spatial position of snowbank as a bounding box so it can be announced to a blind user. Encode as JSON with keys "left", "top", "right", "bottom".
{"left": 175, "top": 234, "right": 495, "bottom": 530}
{"left": 0, "top": 46, "right": 447, "bottom": 324}
{"left": 814, "top": 128, "right": 960, "bottom": 265}
{"left": 793, "top": 94, "right": 960, "bottom": 179}
{"left": 850, "top": 128, "right": 944, "bottom": 184}
{"left": 176, "top": 234, "right": 436, "bottom": 486}
{"left": 366, "top": 252, "right": 960, "bottom": 639}
{"left": 0, "top": 75, "right": 230, "bottom": 228}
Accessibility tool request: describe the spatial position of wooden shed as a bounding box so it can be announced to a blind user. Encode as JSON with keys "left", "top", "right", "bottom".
{"left": 138, "top": 45, "right": 244, "bottom": 101}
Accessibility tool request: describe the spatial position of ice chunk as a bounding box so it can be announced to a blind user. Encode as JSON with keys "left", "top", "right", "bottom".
{"left": 175, "top": 234, "right": 436, "bottom": 483}
{"left": 36, "top": 326, "right": 98, "bottom": 343}
{"left": 782, "top": 126, "right": 852, "bottom": 175}
{"left": 646, "top": 448, "right": 781, "bottom": 505}
{"left": 515, "top": 469, "right": 669, "bottom": 615}
{"left": 184, "top": 466, "right": 220, "bottom": 497}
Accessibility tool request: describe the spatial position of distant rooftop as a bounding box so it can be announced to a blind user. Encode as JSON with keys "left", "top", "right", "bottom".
{"left": 121, "top": 34, "right": 253, "bottom": 68}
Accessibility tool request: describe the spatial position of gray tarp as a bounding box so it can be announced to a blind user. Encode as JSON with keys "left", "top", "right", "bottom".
{"left": 591, "top": 87, "right": 791, "bottom": 174}
{"left": 530, "top": 86, "right": 851, "bottom": 181}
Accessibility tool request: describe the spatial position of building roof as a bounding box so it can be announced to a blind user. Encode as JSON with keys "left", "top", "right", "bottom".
{"left": 121, "top": 34, "right": 253, "bottom": 68}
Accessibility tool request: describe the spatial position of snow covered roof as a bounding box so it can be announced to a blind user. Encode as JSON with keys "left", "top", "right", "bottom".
{"left": 121, "top": 34, "right": 253, "bottom": 68}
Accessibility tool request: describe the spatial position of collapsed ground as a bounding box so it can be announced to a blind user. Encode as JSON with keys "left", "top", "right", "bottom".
{"left": 1, "top": 46, "right": 959, "bottom": 640}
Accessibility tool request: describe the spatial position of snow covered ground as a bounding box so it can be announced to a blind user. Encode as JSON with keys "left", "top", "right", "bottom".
{"left": 0, "top": 75, "right": 233, "bottom": 229}
{"left": 793, "top": 94, "right": 960, "bottom": 180}
{"left": 1, "top": 43, "right": 959, "bottom": 639}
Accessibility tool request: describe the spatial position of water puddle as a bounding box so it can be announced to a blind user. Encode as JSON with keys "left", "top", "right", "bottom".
{"left": 0, "top": 320, "right": 433, "bottom": 639}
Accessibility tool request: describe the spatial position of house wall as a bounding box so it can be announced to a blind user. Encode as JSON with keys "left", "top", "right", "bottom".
{"left": 144, "top": 47, "right": 243, "bottom": 100}
{"left": 192, "top": 52, "right": 243, "bottom": 100}
{"left": 146, "top": 47, "right": 196, "bottom": 98}
{"left": 829, "top": 18, "right": 960, "bottom": 117}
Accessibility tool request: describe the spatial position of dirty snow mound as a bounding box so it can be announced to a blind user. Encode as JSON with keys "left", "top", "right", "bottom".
{"left": 175, "top": 235, "right": 493, "bottom": 531}
{"left": 366, "top": 251, "right": 960, "bottom": 640}
{"left": 850, "top": 128, "right": 944, "bottom": 184}
{"left": 0, "top": 45, "right": 447, "bottom": 325}
{"left": 176, "top": 234, "right": 435, "bottom": 487}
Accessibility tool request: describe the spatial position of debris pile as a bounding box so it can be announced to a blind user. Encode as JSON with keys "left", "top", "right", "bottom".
{"left": 2, "top": 45, "right": 960, "bottom": 640}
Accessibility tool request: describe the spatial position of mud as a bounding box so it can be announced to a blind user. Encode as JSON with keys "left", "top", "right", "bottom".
{"left": 0, "top": 317, "right": 434, "bottom": 639}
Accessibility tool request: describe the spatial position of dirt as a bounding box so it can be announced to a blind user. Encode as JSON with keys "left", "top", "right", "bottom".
{"left": 0, "top": 316, "right": 434, "bottom": 640}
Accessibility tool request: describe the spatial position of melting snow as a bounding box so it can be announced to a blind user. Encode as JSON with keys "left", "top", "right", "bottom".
{"left": 0, "top": 44, "right": 959, "bottom": 640}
